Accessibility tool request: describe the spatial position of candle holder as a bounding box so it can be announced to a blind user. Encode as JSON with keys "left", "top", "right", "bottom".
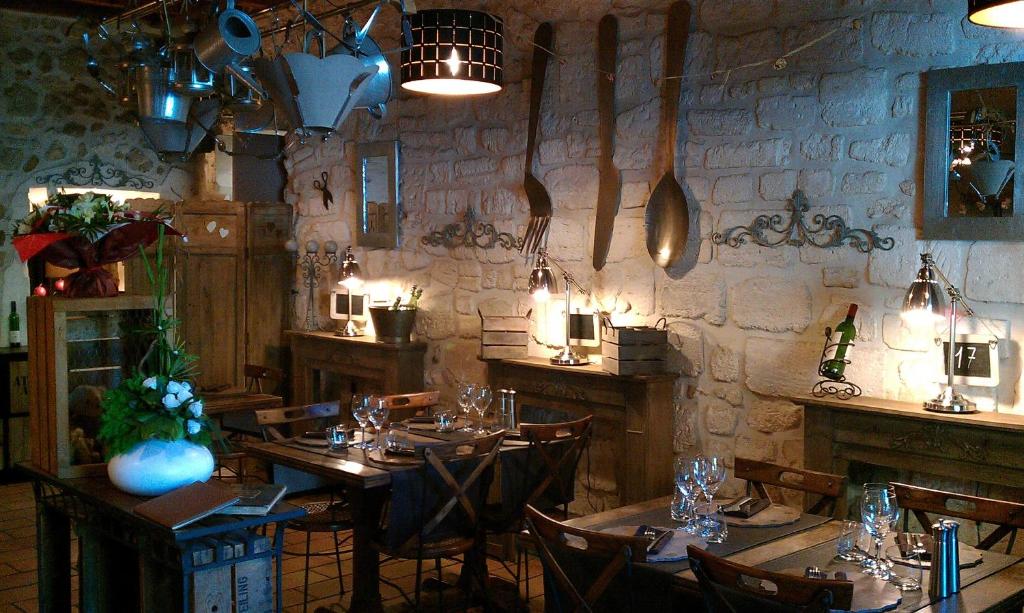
{"left": 299, "top": 243, "right": 337, "bottom": 332}
{"left": 812, "top": 327, "right": 861, "bottom": 400}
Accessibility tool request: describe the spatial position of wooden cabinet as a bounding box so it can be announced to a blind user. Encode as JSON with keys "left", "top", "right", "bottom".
{"left": 28, "top": 295, "right": 155, "bottom": 478}
{"left": 125, "top": 200, "right": 292, "bottom": 392}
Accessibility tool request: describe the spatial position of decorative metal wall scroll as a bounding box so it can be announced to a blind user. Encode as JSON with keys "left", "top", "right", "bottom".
{"left": 421, "top": 207, "right": 524, "bottom": 251}
{"left": 35, "top": 155, "right": 155, "bottom": 189}
{"left": 712, "top": 190, "right": 895, "bottom": 253}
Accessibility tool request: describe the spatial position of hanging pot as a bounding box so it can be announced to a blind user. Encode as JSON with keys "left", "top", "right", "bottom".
{"left": 168, "top": 40, "right": 216, "bottom": 96}
{"left": 328, "top": 21, "right": 393, "bottom": 118}
{"left": 193, "top": 0, "right": 266, "bottom": 97}
{"left": 138, "top": 97, "right": 219, "bottom": 160}
{"left": 107, "top": 438, "right": 215, "bottom": 496}
{"left": 135, "top": 64, "right": 192, "bottom": 122}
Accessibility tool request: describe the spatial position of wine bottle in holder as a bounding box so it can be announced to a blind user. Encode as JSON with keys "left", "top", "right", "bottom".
{"left": 821, "top": 304, "right": 858, "bottom": 381}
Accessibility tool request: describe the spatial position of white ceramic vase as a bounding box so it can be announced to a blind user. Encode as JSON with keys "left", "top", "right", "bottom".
{"left": 107, "top": 439, "right": 215, "bottom": 497}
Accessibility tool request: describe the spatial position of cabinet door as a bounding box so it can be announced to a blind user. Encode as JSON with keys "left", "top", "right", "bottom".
{"left": 245, "top": 203, "right": 292, "bottom": 373}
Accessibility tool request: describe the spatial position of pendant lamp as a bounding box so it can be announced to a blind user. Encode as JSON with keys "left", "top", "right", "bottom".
{"left": 400, "top": 9, "right": 503, "bottom": 96}
{"left": 968, "top": 0, "right": 1024, "bottom": 28}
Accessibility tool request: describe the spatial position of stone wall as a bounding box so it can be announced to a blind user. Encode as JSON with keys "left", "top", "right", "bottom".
{"left": 0, "top": 9, "right": 193, "bottom": 339}
{"left": 280, "top": 0, "right": 1024, "bottom": 501}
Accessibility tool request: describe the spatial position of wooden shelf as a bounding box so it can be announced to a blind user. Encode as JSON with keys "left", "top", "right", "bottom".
{"left": 793, "top": 395, "right": 1024, "bottom": 434}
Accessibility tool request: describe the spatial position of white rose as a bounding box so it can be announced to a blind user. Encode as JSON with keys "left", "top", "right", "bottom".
{"left": 176, "top": 389, "right": 193, "bottom": 403}
{"left": 142, "top": 377, "right": 158, "bottom": 390}
{"left": 181, "top": 382, "right": 192, "bottom": 393}
{"left": 186, "top": 419, "right": 202, "bottom": 435}
{"left": 189, "top": 400, "right": 203, "bottom": 418}
{"left": 162, "top": 394, "right": 182, "bottom": 409}
{"left": 166, "top": 381, "right": 184, "bottom": 395}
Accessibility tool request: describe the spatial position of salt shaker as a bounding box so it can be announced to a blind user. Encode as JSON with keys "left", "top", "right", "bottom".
{"left": 929, "top": 519, "right": 961, "bottom": 599}
{"left": 498, "top": 389, "right": 518, "bottom": 430}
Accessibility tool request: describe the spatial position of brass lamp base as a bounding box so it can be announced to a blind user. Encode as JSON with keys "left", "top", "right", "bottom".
{"left": 924, "top": 387, "right": 978, "bottom": 414}
{"left": 550, "top": 346, "right": 589, "bottom": 366}
{"left": 335, "top": 320, "right": 362, "bottom": 337}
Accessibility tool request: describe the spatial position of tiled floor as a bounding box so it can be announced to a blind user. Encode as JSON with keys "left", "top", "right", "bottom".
{"left": 0, "top": 481, "right": 546, "bottom": 612}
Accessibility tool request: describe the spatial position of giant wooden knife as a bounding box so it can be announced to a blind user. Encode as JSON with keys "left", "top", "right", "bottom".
{"left": 592, "top": 14, "right": 620, "bottom": 271}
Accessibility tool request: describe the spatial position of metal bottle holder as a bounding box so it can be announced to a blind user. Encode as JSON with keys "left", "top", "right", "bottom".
{"left": 811, "top": 327, "right": 862, "bottom": 400}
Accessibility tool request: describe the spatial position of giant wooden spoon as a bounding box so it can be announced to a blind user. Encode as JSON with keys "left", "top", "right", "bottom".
{"left": 645, "top": 1, "right": 691, "bottom": 269}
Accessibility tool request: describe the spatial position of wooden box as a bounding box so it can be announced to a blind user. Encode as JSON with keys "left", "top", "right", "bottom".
{"left": 479, "top": 311, "right": 530, "bottom": 360}
{"left": 601, "top": 326, "right": 667, "bottom": 376}
{"left": 28, "top": 295, "right": 158, "bottom": 478}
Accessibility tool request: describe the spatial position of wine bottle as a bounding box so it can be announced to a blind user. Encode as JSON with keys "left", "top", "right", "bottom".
{"left": 8, "top": 301, "right": 20, "bottom": 348}
{"left": 821, "top": 304, "right": 858, "bottom": 381}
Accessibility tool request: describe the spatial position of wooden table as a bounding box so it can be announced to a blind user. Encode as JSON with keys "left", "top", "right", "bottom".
{"left": 21, "top": 463, "right": 304, "bottom": 613}
{"left": 204, "top": 391, "right": 285, "bottom": 435}
{"left": 567, "top": 497, "right": 1024, "bottom": 612}
{"left": 243, "top": 429, "right": 524, "bottom": 612}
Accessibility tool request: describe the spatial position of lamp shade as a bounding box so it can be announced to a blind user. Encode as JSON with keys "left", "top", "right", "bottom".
{"left": 901, "top": 253, "right": 946, "bottom": 326}
{"left": 968, "top": 0, "right": 1024, "bottom": 27}
{"left": 339, "top": 246, "right": 362, "bottom": 290}
{"left": 400, "top": 9, "right": 503, "bottom": 96}
{"left": 528, "top": 254, "right": 556, "bottom": 302}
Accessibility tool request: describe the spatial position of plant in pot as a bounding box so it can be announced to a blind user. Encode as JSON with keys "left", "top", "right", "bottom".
{"left": 369, "top": 285, "right": 422, "bottom": 343}
{"left": 98, "top": 228, "right": 217, "bottom": 496}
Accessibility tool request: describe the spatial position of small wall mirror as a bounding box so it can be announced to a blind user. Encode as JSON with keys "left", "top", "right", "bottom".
{"left": 355, "top": 141, "right": 400, "bottom": 248}
{"left": 925, "top": 63, "right": 1024, "bottom": 240}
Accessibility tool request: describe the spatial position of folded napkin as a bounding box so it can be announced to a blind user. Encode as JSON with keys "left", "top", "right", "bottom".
{"left": 600, "top": 526, "right": 707, "bottom": 562}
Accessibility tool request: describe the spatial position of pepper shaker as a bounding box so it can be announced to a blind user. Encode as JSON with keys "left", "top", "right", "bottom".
{"left": 929, "top": 519, "right": 961, "bottom": 599}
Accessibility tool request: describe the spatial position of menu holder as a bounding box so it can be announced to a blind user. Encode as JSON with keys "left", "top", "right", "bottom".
{"left": 134, "top": 480, "right": 240, "bottom": 530}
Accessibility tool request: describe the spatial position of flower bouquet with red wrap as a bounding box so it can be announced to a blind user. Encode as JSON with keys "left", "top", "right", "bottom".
{"left": 12, "top": 192, "right": 180, "bottom": 298}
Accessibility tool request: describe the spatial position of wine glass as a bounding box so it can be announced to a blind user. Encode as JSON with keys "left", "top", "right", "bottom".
{"left": 860, "top": 484, "right": 897, "bottom": 578}
{"left": 672, "top": 457, "right": 699, "bottom": 531}
{"left": 693, "top": 455, "right": 727, "bottom": 504}
{"left": 457, "top": 383, "right": 477, "bottom": 432}
{"left": 472, "top": 385, "right": 493, "bottom": 434}
{"left": 367, "top": 397, "right": 390, "bottom": 453}
{"left": 350, "top": 394, "right": 373, "bottom": 449}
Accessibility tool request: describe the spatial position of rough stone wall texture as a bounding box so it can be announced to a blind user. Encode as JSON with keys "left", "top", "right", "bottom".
{"left": 281, "top": 0, "right": 1024, "bottom": 497}
{"left": 0, "top": 9, "right": 192, "bottom": 340}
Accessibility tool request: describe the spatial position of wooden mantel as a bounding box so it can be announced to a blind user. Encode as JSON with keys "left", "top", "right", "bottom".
{"left": 797, "top": 396, "right": 1024, "bottom": 514}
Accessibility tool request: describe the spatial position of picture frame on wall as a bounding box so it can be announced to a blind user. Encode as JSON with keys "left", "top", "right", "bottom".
{"left": 355, "top": 140, "right": 401, "bottom": 249}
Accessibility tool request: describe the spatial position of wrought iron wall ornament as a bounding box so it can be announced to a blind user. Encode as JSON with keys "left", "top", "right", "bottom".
{"left": 35, "top": 155, "right": 156, "bottom": 190}
{"left": 712, "top": 190, "right": 895, "bottom": 253}
{"left": 421, "top": 207, "right": 523, "bottom": 251}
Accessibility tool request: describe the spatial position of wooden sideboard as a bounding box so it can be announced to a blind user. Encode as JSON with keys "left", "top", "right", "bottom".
{"left": 799, "top": 396, "right": 1024, "bottom": 516}
{"left": 287, "top": 331, "right": 426, "bottom": 406}
{"left": 486, "top": 358, "right": 677, "bottom": 507}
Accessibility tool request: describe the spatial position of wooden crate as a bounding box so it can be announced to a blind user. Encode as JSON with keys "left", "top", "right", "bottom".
{"left": 601, "top": 326, "right": 667, "bottom": 376}
{"left": 29, "top": 295, "right": 159, "bottom": 478}
{"left": 479, "top": 311, "right": 530, "bottom": 360}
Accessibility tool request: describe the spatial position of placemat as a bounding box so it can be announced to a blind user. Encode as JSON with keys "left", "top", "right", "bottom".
{"left": 601, "top": 526, "right": 706, "bottom": 563}
{"left": 725, "top": 503, "right": 800, "bottom": 527}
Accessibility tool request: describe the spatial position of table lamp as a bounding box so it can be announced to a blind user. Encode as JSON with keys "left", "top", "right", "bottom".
{"left": 337, "top": 246, "right": 363, "bottom": 337}
{"left": 901, "top": 253, "right": 977, "bottom": 413}
{"left": 528, "top": 250, "right": 590, "bottom": 366}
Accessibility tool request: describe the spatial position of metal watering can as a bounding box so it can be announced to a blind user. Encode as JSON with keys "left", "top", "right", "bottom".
{"left": 139, "top": 97, "right": 220, "bottom": 161}
{"left": 193, "top": 0, "right": 266, "bottom": 97}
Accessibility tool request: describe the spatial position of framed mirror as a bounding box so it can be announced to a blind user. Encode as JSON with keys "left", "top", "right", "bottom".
{"left": 925, "top": 62, "right": 1024, "bottom": 240}
{"left": 355, "top": 141, "right": 400, "bottom": 248}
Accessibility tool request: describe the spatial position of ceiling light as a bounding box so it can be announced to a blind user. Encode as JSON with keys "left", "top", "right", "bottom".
{"left": 968, "top": 0, "right": 1024, "bottom": 28}
{"left": 400, "top": 9, "right": 503, "bottom": 96}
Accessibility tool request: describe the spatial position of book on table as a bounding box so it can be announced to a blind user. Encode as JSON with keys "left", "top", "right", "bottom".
{"left": 133, "top": 480, "right": 240, "bottom": 530}
{"left": 218, "top": 483, "right": 288, "bottom": 516}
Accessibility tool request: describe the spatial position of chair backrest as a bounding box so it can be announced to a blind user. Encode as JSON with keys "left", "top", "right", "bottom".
{"left": 735, "top": 457, "right": 846, "bottom": 517}
{"left": 399, "top": 431, "right": 504, "bottom": 552}
{"left": 892, "top": 482, "right": 1024, "bottom": 553}
{"left": 253, "top": 401, "right": 340, "bottom": 441}
{"left": 525, "top": 505, "right": 655, "bottom": 613}
{"left": 687, "top": 545, "right": 853, "bottom": 613}
{"left": 377, "top": 391, "right": 440, "bottom": 421}
{"left": 244, "top": 364, "right": 286, "bottom": 394}
{"left": 518, "top": 415, "right": 593, "bottom": 516}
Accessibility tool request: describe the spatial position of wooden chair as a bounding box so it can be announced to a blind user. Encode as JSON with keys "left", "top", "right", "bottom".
{"left": 892, "top": 482, "right": 1024, "bottom": 553}
{"left": 374, "top": 431, "right": 504, "bottom": 610}
{"left": 734, "top": 457, "right": 846, "bottom": 517}
{"left": 687, "top": 545, "right": 853, "bottom": 613}
{"left": 244, "top": 363, "right": 286, "bottom": 394}
{"left": 525, "top": 505, "right": 673, "bottom": 612}
{"left": 253, "top": 402, "right": 352, "bottom": 613}
{"left": 377, "top": 390, "right": 440, "bottom": 422}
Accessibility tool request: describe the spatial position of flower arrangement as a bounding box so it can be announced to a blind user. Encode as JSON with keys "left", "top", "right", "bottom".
{"left": 97, "top": 228, "right": 215, "bottom": 459}
{"left": 12, "top": 191, "right": 180, "bottom": 298}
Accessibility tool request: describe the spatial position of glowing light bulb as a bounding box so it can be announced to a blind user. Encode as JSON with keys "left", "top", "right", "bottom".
{"left": 532, "top": 288, "right": 551, "bottom": 303}
{"left": 444, "top": 48, "right": 461, "bottom": 76}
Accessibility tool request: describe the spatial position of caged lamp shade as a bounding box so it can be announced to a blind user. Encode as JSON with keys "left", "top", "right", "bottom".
{"left": 401, "top": 9, "right": 503, "bottom": 96}
{"left": 968, "top": 0, "right": 1024, "bottom": 28}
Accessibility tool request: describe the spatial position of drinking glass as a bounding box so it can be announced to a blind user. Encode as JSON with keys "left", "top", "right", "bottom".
{"left": 384, "top": 426, "right": 411, "bottom": 453}
{"left": 694, "top": 502, "right": 729, "bottom": 544}
{"left": 835, "top": 520, "right": 864, "bottom": 562}
{"left": 671, "top": 457, "right": 698, "bottom": 530}
{"left": 457, "top": 383, "right": 477, "bottom": 432}
{"left": 367, "top": 398, "right": 390, "bottom": 453}
{"left": 860, "top": 484, "right": 897, "bottom": 578}
{"left": 433, "top": 408, "right": 457, "bottom": 433}
{"left": 888, "top": 547, "right": 923, "bottom": 591}
{"left": 325, "top": 425, "right": 348, "bottom": 452}
{"left": 693, "top": 455, "right": 727, "bottom": 503}
{"left": 350, "top": 394, "right": 374, "bottom": 449}
{"left": 472, "top": 385, "right": 493, "bottom": 434}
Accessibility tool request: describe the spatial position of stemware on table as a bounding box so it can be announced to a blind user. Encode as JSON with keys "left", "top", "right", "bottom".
{"left": 671, "top": 456, "right": 699, "bottom": 530}
{"left": 457, "top": 383, "right": 477, "bottom": 432}
{"left": 367, "top": 397, "right": 390, "bottom": 453}
{"left": 472, "top": 385, "right": 493, "bottom": 434}
{"left": 350, "top": 394, "right": 374, "bottom": 450}
{"left": 860, "top": 483, "right": 898, "bottom": 579}
{"left": 693, "top": 455, "right": 726, "bottom": 503}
